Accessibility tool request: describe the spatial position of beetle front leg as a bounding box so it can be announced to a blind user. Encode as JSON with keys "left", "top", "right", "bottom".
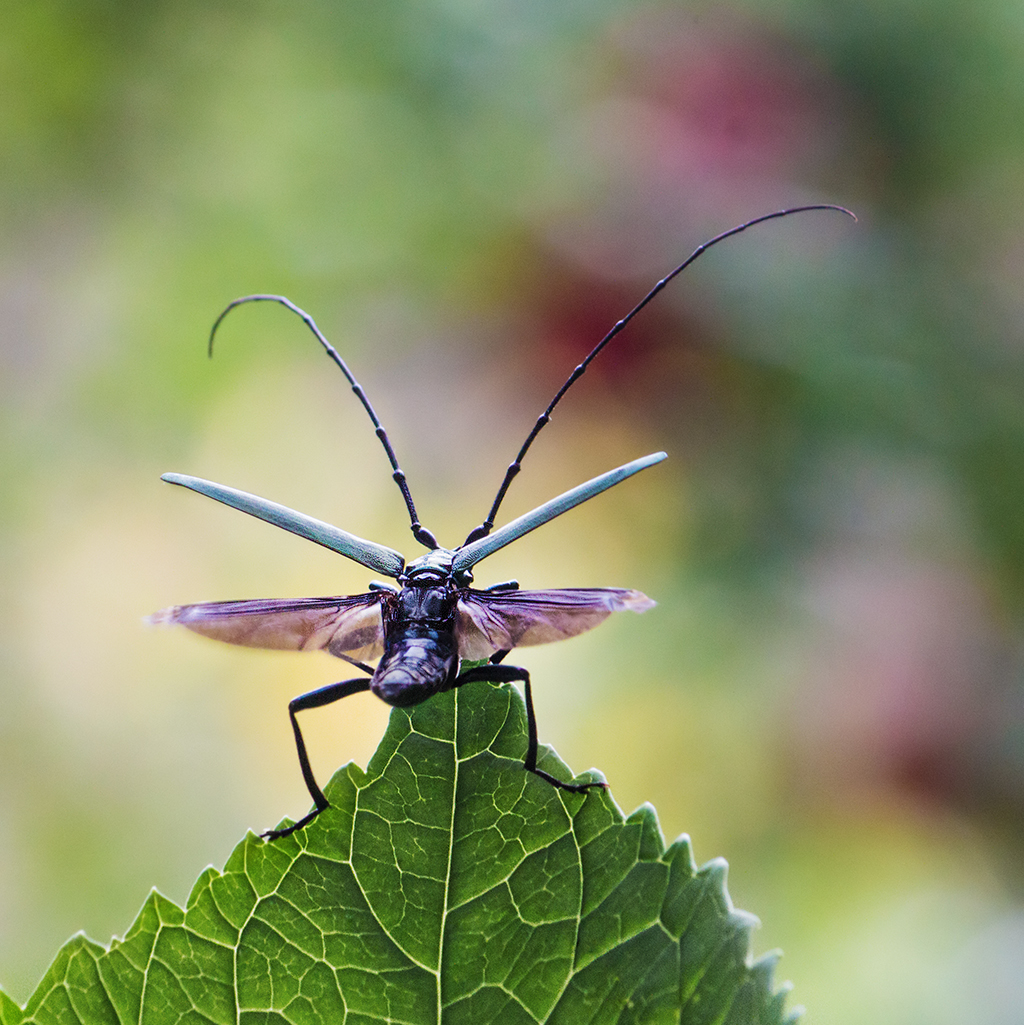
{"left": 264, "top": 676, "right": 372, "bottom": 840}
{"left": 453, "top": 664, "right": 607, "bottom": 794}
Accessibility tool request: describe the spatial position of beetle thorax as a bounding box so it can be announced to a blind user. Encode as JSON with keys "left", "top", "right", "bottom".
{"left": 372, "top": 575, "right": 460, "bottom": 708}
{"left": 391, "top": 582, "right": 457, "bottom": 622}
{"left": 401, "top": 547, "right": 455, "bottom": 585}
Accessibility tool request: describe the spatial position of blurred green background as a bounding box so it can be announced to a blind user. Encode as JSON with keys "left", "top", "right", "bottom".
{"left": 3, "top": 0, "right": 1024, "bottom": 1020}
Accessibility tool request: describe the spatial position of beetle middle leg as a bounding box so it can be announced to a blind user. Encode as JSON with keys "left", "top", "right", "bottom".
{"left": 264, "top": 676, "right": 372, "bottom": 840}
{"left": 453, "top": 664, "right": 607, "bottom": 794}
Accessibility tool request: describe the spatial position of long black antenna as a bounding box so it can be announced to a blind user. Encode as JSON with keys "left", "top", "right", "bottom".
{"left": 209, "top": 294, "right": 439, "bottom": 551}
{"left": 461, "top": 203, "right": 856, "bottom": 546}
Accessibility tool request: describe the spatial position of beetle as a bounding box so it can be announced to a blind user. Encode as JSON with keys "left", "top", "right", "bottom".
{"left": 151, "top": 204, "right": 853, "bottom": 839}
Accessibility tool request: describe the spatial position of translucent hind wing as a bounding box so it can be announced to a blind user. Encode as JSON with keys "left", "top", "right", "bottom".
{"left": 148, "top": 594, "right": 386, "bottom": 662}
{"left": 455, "top": 587, "right": 654, "bottom": 660}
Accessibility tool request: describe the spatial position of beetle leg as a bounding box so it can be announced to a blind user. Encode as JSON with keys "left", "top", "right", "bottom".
{"left": 335, "top": 652, "right": 376, "bottom": 675}
{"left": 453, "top": 664, "right": 607, "bottom": 794}
{"left": 483, "top": 580, "right": 519, "bottom": 592}
{"left": 264, "top": 676, "right": 372, "bottom": 840}
{"left": 489, "top": 649, "right": 510, "bottom": 665}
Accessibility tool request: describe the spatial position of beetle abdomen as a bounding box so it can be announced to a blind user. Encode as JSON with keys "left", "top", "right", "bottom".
{"left": 371, "top": 629, "right": 458, "bottom": 707}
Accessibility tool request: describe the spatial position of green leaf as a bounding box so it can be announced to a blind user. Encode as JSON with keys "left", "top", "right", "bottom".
{"left": 1, "top": 681, "right": 799, "bottom": 1025}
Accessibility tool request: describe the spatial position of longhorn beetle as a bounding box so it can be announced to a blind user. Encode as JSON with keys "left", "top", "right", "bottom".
{"left": 151, "top": 204, "right": 854, "bottom": 839}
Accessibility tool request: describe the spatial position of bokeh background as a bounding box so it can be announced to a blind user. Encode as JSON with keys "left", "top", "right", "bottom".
{"left": 3, "top": 1, "right": 1024, "bottom": 1020}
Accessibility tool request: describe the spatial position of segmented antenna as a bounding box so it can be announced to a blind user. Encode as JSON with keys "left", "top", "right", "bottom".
{"left": 209, "top": 295, "right": 439, "bottom": 551}
{"left": 461, "top": 203, "right": 856, "bottom": 546}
